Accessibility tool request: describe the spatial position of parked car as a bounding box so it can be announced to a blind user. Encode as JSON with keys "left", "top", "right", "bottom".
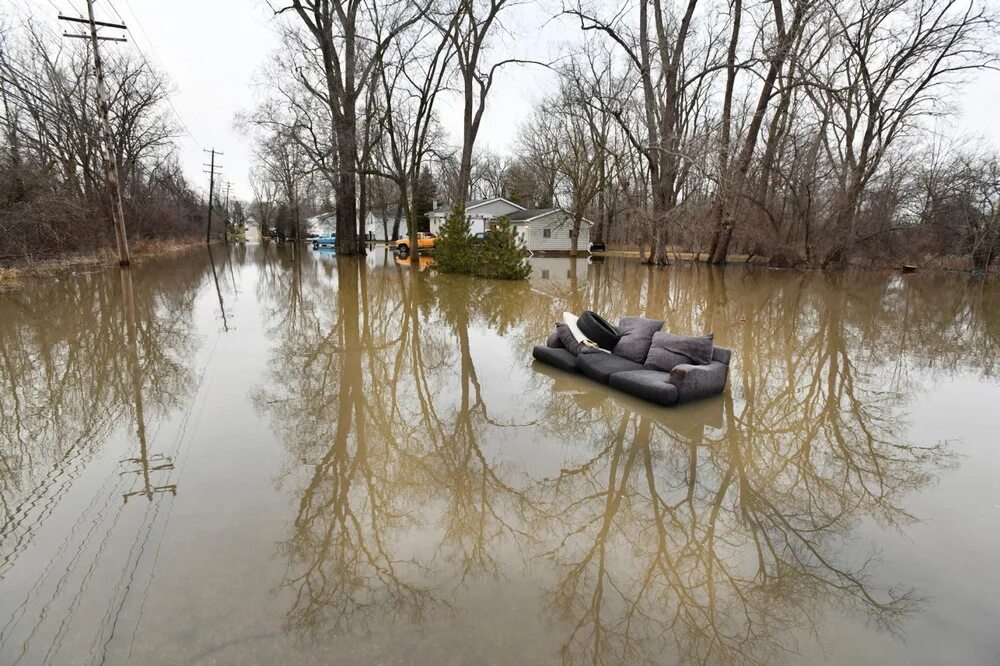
{"left": 471, "top": 231, "right": 492, "bottom": 243}
{"left": 312, "top": 235, "right": 336, "bottom": 248}
{"left": 395, "top": 232, "right": 436, "bottom": 254}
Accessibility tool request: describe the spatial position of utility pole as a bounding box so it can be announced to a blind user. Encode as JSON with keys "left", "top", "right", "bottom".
{"left": 203, "top": 149, "right": 222, "bottom": 243}
{"left": 59, "top": 4, "right": 131, "bottom": 266}
{"left": 223, "top": 181, "right": 233, "bottom": 244}
{"left": 119, "top": 269, "right": 176, "bottom": 502}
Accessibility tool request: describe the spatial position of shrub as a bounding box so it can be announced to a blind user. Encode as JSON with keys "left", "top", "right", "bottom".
{"left": 433, "top": 207, "right": 530, "bottom": 280}
{"left": 434, "top": 204, "right": 475, "bottom": 274}
{"left": 472, "top": 219, "right": 531, "bottom": 280}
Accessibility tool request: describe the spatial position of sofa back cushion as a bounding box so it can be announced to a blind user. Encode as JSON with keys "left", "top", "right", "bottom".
{"left": 546, "top": 327, "right": 564, "bottom": 349}
{"left": 712, "top": 346, "right": 732, "bottom": 365}
{"left": 612, "top": 317, "right": 664, "bottom": 363}
{"left": 645, "top": 332, "right": 715, "bottom": 372}
{"left": 555, "top": 322, "right": 584, "bottom": 355}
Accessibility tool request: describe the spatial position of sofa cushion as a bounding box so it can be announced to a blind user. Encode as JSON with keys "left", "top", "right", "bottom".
{"left": 612, "top": 317, "right": 664, "bottom": 363}
{"left": 669, "top": 361, "right": 729, "bottom": 403}
{"left": 545, "top": 327, "right": 564, "bottom": 348}
{"left": 577, "top": 351, "right": 645, "bottom": 384}
{"left": 555, "top": 322, "right": 584, "bottom": 355}
{"left": 712, "top": 346, "right": 732, "bottom": 365}
{"left": 577, "top": 311, "right": 621, "bottom": 350}
{"left": 533, "top": 345, "right": 580, "bottom": 373}
{"left": 609, "top": 370, "right": 679, "bottom": 406}
{"left": 645, "top": 332, "right": 715, "bottom": 372}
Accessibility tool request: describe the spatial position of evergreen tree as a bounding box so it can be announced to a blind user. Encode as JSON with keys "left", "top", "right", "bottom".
{"left": 472, "top": 218, "right": 531, "bottom": 279}
{"left": 434, "top": 210, "right": 530, "bottom": 280}
{"left": 434, "top": 204, "right": 474, "bottom": 273}
{"left": 414, "top": 166, "right": 437, "bottom": 233}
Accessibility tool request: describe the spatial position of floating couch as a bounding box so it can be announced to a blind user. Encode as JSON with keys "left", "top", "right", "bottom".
{"left": 532, "top": 312, "right": 731, "bottom": 406}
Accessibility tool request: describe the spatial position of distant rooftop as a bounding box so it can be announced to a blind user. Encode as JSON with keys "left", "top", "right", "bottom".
{"left": 428, "top": 199, "right": 491, "bottom": 214}
{"left": 506, "top": 208, "right": 560, "bottom": 221}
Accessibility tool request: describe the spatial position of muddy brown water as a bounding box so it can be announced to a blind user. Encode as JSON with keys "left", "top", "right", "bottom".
{"left": 1, "top": 245, "right": 998, "bottom": 665}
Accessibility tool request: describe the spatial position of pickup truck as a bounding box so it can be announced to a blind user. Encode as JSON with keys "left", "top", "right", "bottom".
{"left": 395, "top": 232, "right": 436, "bottom": 254}
{"left": 312, "top": 235, "right": 336, "bottom": 248}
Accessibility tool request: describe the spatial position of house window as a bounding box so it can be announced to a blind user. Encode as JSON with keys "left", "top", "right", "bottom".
{"left": 543, "top": 228, "right": 552, "bottom": 238}
{"left": 541, "top": 270, "right": 549, "bottom": 279}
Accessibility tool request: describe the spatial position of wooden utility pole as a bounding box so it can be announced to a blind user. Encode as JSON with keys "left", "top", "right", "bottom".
{"left": 223, "top": 181, "right": 233, "bottom": 244}
{"left": 119, "top": 268, "right": 176, "bottom": 502}
{"left": 203, "top": 149, "right": 222, "bottom": 243}
{"left": 60, "top": 4, "right": 131, "bottom": 266}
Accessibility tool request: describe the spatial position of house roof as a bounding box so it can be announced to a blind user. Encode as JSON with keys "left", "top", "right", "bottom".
{"left": 428, "top": 197, "right": 525, "bottom": 215}
{"left": 506, "top": 208, "right": 561, "bottom": 221}
{"left": 506, "top": 208, "right": 594, "bottom": 225}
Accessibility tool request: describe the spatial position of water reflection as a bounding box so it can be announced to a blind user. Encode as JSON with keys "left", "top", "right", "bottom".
{"left": 253, "top": 255, "right": 990, "bottom": 662}
{"left": 1, "top": 249, "right": 996, "bottom": 663}
{"left": 0, "top": 260, "right": 202, "bottom": 574}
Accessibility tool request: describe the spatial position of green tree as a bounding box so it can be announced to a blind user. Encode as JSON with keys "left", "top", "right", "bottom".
{"left": 472, "top": 218, "right": 531, "bottom": 279}
{"left": 434, "top": 204, "right": 475, "bottom": 273}
{"left": 414, "top": 166, "right": 437, "bottom": 233}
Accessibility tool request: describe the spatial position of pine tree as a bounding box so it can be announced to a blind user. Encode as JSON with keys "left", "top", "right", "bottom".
{"left": 414, "top": 166, "right": 437, "bottom": 232}
{"left": 472, "top": 218, "right": 531, "bottom": 279}
{"left": 434, "top": 204, "right": 474, "bottom": 273}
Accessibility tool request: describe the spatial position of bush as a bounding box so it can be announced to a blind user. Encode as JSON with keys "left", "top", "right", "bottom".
{"left": 433, "top": 206, "right": 530, "bottom": 280}
{"left": 434, "top": 204, "right": 475, "bottom": 274}
{"left": 473, "top": 219, "right": 531, "bottom": 280}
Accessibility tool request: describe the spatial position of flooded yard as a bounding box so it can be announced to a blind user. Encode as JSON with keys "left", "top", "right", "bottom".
{"left": 1, "top": 246, "right": 999, "bottom": 664}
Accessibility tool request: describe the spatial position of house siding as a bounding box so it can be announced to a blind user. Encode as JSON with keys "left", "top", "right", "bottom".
{"left": 525, "top": 212, "right": 590, "bottom": 253}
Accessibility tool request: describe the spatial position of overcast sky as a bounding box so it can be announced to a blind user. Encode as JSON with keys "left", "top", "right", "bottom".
{"left": 10, "top": 0, "right": 1000, "bottom": 202}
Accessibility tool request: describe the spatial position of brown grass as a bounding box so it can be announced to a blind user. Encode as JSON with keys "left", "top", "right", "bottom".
{"left": 0, "top": 236, "right": 205, "bottom": 282}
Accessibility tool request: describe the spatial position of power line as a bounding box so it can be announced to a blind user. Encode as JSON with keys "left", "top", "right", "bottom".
{"left": 104, "top": 0, "right": 201, "bottom": 145}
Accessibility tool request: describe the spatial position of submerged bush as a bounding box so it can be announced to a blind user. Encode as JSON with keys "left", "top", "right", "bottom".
{"left": 434, "top": 207, "right": 530, "bottom": 280}
{"left": 433, "top": 204, "right": 475, "bottom": 273}
{"left": 473, "top": 219, "right": 531, "bottom": 280}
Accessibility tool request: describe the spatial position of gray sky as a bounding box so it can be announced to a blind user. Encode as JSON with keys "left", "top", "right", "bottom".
{"left": 10, "top": 0, "right": 1000, "bottom": 201}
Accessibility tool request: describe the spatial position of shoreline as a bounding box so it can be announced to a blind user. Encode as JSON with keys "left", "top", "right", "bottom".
{"left": 0, "top": 237, "right": 208, "bottom": 283}
{"left": 2, "top": 240, "right": 995, "bottom": 284}
{"left": 591, "top": 248, "right": 998, "bottom": 275}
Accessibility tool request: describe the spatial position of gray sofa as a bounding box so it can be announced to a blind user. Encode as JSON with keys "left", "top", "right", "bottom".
{"left": 532, "top": 316, "right": 731, "bottom": 407}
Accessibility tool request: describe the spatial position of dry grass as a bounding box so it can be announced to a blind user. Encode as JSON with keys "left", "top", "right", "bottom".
{"left": 0, "top": 236, "right": 204, "bottom": 282}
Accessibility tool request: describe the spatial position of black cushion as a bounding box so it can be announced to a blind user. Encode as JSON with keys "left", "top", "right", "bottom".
{"left": 645, "top": 332, "right": 715, "bottom": 372}
{"left": 612, "top": 317, "right": 664, "bottom": 363}
{"left": 609, "top": 370, "right": 679, "bottom": 406}
{"left": 577, "top": 351, "right": 644, "bottom": 384}
{"left": 712, "top": 346, "right": 732, "bottom": 365}
{"left": 577, "top": 311, "right": 621, "bottom": 350}
{"left": 533, "top": 345, "right": 580, "bottom": 373}
{"left": 555, "top": 322, "right": 584, "bottom": 355}
{"left": 545, "top": 327, "right": 563, "bottom": 348}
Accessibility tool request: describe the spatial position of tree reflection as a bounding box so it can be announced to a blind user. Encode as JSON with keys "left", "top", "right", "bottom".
{"left": 256, "top": 257, "right": 438, "bottom": 636}
{"left": 526, "top": 265, "right": 960, "bottom": 664}
{"left": 255, "top": 252, "right": 990, "bottom": 661}
{"left": 0, "top": 258, "right": 203, "bottom": 577}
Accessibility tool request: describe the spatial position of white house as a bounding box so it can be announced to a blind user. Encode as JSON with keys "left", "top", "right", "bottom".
{"left": 426, "top": 198, "right": 525, "bottom": 236}
{"left": 305, "top": 210, "right": 394, "bottom": 241}
{"left": 507, "top": 208, "right": 592, "bottom": 254}
{"left": 363, "top": 209, "right": 395, "bottom": 241}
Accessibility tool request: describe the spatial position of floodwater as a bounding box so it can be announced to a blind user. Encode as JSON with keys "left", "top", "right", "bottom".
{"left": 1, "top": 245, "right": 998, "bottom": 665}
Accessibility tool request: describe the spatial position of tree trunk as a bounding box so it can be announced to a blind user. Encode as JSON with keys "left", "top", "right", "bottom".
{"left": 334, "top": 112, "right": 360, "bottom": 255}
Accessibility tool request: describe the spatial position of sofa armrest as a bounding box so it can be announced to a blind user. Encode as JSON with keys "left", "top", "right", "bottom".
{"left": 668, "top": 361, "right": 728, "bottom": 403}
